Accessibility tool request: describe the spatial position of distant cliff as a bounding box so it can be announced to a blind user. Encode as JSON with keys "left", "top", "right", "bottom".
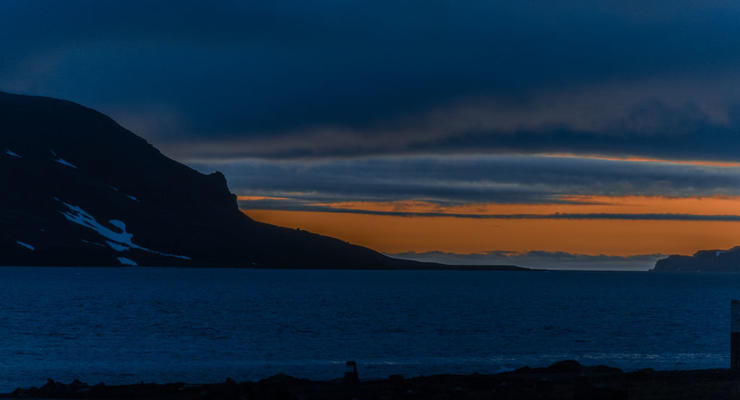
{"left": 0, "top": 91, "right": 433, "bottom": 268}
{"left": 652, "top": 246, "right": 740, "bottom": 272}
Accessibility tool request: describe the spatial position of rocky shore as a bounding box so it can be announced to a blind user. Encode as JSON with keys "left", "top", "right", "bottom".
{"left": 4, "top": 360, "right": 740, "bottom": 400}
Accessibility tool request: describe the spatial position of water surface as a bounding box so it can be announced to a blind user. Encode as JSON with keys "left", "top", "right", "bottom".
{"left": 0, "top": 267, "right": 735, "bottom": 391}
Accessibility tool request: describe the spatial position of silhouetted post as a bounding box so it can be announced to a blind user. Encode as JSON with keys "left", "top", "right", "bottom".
{"left": 344, "top": 360, "right": 359, "bottom": 384}
{"left": 732, "top": 300, "right": 740, "bottom": 370}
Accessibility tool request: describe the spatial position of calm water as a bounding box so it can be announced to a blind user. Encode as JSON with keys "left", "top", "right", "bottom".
{"left": 0, "top": 267, "right": 737, "bottom": 391}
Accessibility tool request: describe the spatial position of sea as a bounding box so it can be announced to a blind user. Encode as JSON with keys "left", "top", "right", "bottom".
{"left": 0, "top": 267, "right": 736, "bottom": 391}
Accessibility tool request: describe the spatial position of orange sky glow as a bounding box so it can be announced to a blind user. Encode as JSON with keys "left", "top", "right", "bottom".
{"left": 308, "top": 195, "right": 740, "bottom": 216}
{"left": 542, "top": 153, "right": 740, "bottom": 168}
{"left": 243, "top": 195, "right": 740, "bottom": 256}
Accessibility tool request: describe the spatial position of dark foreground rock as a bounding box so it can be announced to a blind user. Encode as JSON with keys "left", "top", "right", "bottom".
{"left": 6, "top": 361, "right": 740, "bottom": 400}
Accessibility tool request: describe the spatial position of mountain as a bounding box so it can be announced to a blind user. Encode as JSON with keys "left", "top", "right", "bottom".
{"left": 652, "top": 246, "right": 740, "bottom": 272}
{"left": 0, "top": 91, "right": 436, "bottom": 268}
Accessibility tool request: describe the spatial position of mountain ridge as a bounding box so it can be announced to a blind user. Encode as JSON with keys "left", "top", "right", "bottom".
{"left": 0, "top": 91, "right": 441, "bottom": 268}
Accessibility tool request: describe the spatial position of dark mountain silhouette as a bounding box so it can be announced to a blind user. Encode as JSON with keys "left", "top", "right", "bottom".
{"left": 0, "top": 91, "right": 448, "bottom": 268}
{"left": 652, "top": 246, "right": 740, "bottom": 272}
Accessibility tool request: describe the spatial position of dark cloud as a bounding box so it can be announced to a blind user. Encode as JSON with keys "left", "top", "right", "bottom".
{"left": 239, "top": 202, "right": 740, "bottom": 222}
{"left": 4, "top": 1, "right": 740, "bottom": 162}
{"left": 391, "top": 250, "right": 665, "bottom": 271}
{"left": 191, "top": 155, "right": 740, "bottom": 205}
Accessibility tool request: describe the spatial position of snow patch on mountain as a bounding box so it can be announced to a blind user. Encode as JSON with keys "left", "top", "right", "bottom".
{"left": 50, "top": 149, "right": 78, "bottom": 169}
{"left": 107, "top": 185, "right": 140, "bottom": 202}
{"left": 109, "top": 220, "right": 126, "bottom": 231}
{"left": 117, "top": 257, "right": 138, "bottom": 266}
{"left": 81, "top": 239, "right": 105, "bottom": 248}
{"left": 58, "top": 200, "right": 190, "bottom": 260}
{"left": 106, "top": 240, "right": 130, "bottom": 252}
{"left": 6, "top": 149, "right": 21, "bottom": 158}
{"left": 16, "top": 241, "right": 35, "bottom": 251}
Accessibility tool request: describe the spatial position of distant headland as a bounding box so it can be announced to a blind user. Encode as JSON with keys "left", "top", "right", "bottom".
{"left": 652, "top": 246, "right": 740, "bottom": 272}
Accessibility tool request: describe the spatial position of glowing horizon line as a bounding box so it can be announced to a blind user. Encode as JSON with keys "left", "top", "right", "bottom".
{"left": 542, "top": 153, "right": 740, "bottom": 167}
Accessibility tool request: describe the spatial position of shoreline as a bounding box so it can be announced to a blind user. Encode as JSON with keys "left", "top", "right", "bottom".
{"left": 5, "top": 360, "right": 739, "bottom": 399}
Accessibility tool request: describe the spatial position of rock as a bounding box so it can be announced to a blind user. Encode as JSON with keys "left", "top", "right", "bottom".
{"left": 546, "top": 360, "right": 584, "bottom": 373}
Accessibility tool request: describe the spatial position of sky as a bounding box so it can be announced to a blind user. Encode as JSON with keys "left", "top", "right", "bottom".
{"left": 3, "top": 0, "right": 740, "bottom": 270}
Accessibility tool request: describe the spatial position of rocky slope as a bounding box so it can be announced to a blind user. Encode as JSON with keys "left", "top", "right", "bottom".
{"left": 0, "top": 91, "right": 430, "bottom": 268}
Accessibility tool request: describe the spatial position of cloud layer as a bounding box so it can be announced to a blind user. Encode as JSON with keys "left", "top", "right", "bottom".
{"left": 190, "top": 155, "right": 740, "bottom": 207}
{"left": 4, "top": 1, "right": 740, "bottom": 162}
